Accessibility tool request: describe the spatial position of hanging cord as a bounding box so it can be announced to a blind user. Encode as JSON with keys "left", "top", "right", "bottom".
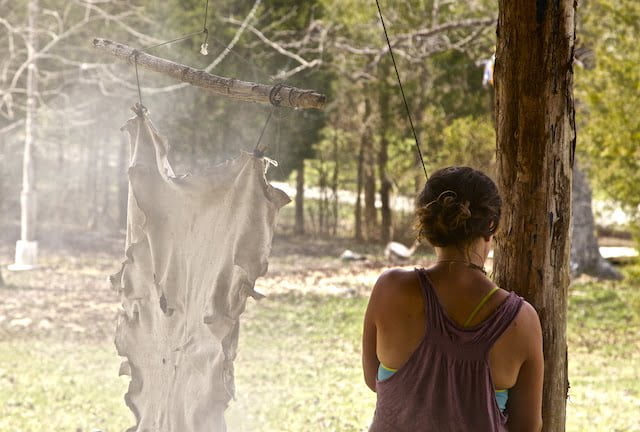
{"left": 375, "top": 0, "right": 428, "bottom": 180}
{"left": 129, "top": 0, "right": 283, "bottom": 159}
{"left": 132, "top": 51, "right": 146, "bottom": 116}
{"left": 141, "top": 30, "right": 207, "bottom": 52}
{"left": 254, "top": 83, "right": 285, "bottom": 155}
{"left": 201, "top": 0, "right": 210, "bottom": 54}
{"left": 132, "top": 0, "right": 211, "bottom": 110}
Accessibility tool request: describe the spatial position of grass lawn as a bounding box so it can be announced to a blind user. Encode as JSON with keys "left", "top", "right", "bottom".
{"left": 1, "top": 244, "right": 639, "bottom": 431}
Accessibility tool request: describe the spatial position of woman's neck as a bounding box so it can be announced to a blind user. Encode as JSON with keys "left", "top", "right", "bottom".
{"left": 434, "top": 239, "right": 489, "bottom": 270}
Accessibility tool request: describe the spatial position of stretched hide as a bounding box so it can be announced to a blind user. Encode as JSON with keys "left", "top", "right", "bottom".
{"left": 111, "top": 112, "right": 289, "bottom": 432}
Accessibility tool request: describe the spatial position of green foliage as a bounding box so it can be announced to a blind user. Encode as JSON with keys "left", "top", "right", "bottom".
{"left": 576, "top": 0, "right": 640, "bottom": 214}
{"left": 439, "top": 115, "right": 496, "bottom": 175}
{"left": 141, "top": 0, "right": 331, "bottom": 177}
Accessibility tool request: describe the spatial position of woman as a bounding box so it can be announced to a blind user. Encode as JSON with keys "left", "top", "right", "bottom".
{"left": 362, "top": 166, "right": 543, "bottom": 431}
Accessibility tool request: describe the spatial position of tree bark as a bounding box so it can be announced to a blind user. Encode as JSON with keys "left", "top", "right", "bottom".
{"left": 570, "top": 162, "right": 622, "bottom": 279}
{"left": 331, "top": 130, "right": 340, "bottom": 236}
{"left": 378, "top": 79, "right": 393, "bottom": 244}
{"left": 92, "top": 38, "right": 326, "bottom": 111}
{"left": 494, "top": 1, "right": 576, "bottom": 431}
{"left": 355, "top": 97, "right": 372, "bottom": 242}
{"left": 364, "top": 148, "right": 378, "bottom": 241}
{"left": 87, "top": 134, "right": 98, "bottom": 230}
{"left": 294, "top": 159, "right": 305, "bottom": 235}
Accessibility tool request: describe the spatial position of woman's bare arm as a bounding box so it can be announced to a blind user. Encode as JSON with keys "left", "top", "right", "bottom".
{"left": 362, "top": 280, "right": 380, "bottom": 392}
{"left": 506, "top": 302, "right": 544, "bottom": 431}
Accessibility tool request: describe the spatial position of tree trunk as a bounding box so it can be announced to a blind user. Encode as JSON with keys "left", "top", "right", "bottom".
{"left": 364, "top": 152, "right": 377, "bottom": 241}
{"left": 331, "top": 130, "right": 340, "bottom": 236}
{"left": 494, "top": 1, "right": 576, "bottom": 431}
{"left": 294, "top": 159, "right": 305, "bottom": 235}
{"left": 378, "top": 81, "right": 392, "bottom": 244}
{"left": 12, "top": 0, "right": 40, "bottom": 269}
{"left": 87, "top": 135, "right": 99, "bottom": 230}
{"left": 570, "top": 162, "right": 622, "bottom": 279}
{"left": 363, "top": 95, "right": 378, "bottom": 241}
{"left": 317, "top": 157, "right": 328, "bottom": 235}
{"left": 21, "top": 0, "right": 39, "bottom": 242}
{"left": 355, "top": 96, "right": 372, "bottom": 242}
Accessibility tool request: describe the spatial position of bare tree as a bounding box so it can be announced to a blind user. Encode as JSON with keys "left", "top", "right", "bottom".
{"left": 11, "top": 0, "right": 40, "bottom": 270}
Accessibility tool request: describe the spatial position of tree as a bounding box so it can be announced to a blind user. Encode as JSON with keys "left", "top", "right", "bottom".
{"left": 493, "top": 0, "right": 575, "bottom": 430}
{"left": 571, "top": 162, "right": 622, "bottom": 279}
{"left": 568, "top": 32, "right": 622, "bottom": 281}
{"left": 318, "top": 0, "right": 498, "bottom": 241}
{"left": 11, "top": 0, "right": 40, "bottom": 270}
{"left": 0, "top": 0, "right": 167, "bottom": 238}
{"left": 575, "top": 0, "right": 640, "bottom": 236}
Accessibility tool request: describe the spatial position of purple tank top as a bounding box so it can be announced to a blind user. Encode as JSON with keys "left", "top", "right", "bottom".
{"left": 370, "top": 268, "right": 524, "bottom": 432}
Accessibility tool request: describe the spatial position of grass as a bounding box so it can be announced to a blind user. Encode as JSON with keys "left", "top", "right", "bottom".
{"left": 227, "top": 293, "right": 375, "bottom": 432}
{"left": 0, "top": 339, "right": 132, "bottom": 432}
{"left": 566, "top": 277, "right": 640, "bottom": 432}
{"left": 0, "top": 247, "right": 639, "bottom": 431}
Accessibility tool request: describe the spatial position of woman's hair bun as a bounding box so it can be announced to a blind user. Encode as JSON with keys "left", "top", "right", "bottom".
{"left": 415, "top": 167, "right": 501, "bottom": 247}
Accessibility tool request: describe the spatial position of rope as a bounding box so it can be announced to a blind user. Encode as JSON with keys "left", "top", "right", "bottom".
{"left": 203, "top": 0, "right": 210, "bottom": 30}
{"left": 374, "top": 0, "right": 429, "bottom": 180}
{"left": 141, "top": 30, "right": 206, "bottom": 52}
{"left": 254, "top": 83, "right": 286, "bottom": 153}
{"left": 132, "top": 0, "right": 211, "bottom": 110}
{"left": 130, "top": 0, "right": 283, "bottom": 158}
{"left": 253, "top": 109, "right": 273, "bottom": 156}
{"left": 132, "top": 51, "right": 146, "bottom": 116}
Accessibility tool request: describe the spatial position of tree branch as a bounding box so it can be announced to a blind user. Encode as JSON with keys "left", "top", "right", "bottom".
{"left": 92, "top": 38, "right": 326, "bottom": 110}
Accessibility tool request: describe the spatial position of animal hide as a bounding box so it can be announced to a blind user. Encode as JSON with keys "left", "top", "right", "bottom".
{"left": 111, "top": 112, "right": 289, "bottom": 432}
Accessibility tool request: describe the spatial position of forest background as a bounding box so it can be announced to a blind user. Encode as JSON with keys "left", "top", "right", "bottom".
{"left": 0, "top": 0, "right": 639, "bottom": 431}
{"left": 0, "top": 0, "right": 638, "bottom": 248}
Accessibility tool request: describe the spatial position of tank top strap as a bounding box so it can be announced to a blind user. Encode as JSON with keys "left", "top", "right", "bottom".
{"left": 415, "top": 268, "right": 448, "bottom": 333}
{"left": 478, "top": 291, "right": 524, "bottom": 347}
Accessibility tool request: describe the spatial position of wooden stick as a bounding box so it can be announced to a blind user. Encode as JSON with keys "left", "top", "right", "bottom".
{"left": 92, "top": 38, "right": 327, "bottom": 110}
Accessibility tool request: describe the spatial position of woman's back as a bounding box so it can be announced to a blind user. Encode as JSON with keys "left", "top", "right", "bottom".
{"left": 363, "top": 266, "right": 543, "bottom": 431}
{"left": 362, "top": 166, "right": 543, "bottom": 431}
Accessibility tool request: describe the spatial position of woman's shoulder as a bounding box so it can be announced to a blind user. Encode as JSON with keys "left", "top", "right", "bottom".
{"left": 511, "top": 298, "right": 542, "bottom": 330}
{"left": 370, "top": 268, "right": 423, "bottom": 312}
{"left": 373, "top": 268, "right": 421, "bottom": 294}
{"left": 501, "top": 296, "right": 543, "bottom": 353}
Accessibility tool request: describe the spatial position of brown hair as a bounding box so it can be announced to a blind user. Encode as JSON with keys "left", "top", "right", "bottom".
{"left": 415, "top": 166, "right": 501, "bottom": 247}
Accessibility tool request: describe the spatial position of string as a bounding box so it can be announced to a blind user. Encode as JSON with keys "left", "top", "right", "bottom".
{"left": 254, "top": 109, "right": 274, "bottom": 155}
{"left": 140, "top": 0, "right": 210, "bottom": 52}
{"left": 133, "top": 52, "right": 145, "bottom": 115}
{"left": 203, "top": 0, "right": 209, "bottom": 30}
{"left": 141, "top": 30, "right": 206, "bottom": 52}
{"left": 130, "top": 0, "right": 283, "bottom": 157}
{"left": 202, "top": 0, "right": 210, "bottom": 50}
{"left": 374, "top": 0, "right": 429, "bottom": 180}
{"left": 254, "top": 83, "right": 285, "bottom": 153}
{"left": 132, "top": 0, "right": 211, "bottom": 109}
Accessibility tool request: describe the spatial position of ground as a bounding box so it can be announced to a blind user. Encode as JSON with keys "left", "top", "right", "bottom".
{"left": 0, "top": 234, "right": 639, "bottom": 431}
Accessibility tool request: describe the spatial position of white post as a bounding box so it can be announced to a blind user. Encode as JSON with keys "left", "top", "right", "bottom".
{"left": 10, "top": 0, "right": 39, "bottom": 271}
